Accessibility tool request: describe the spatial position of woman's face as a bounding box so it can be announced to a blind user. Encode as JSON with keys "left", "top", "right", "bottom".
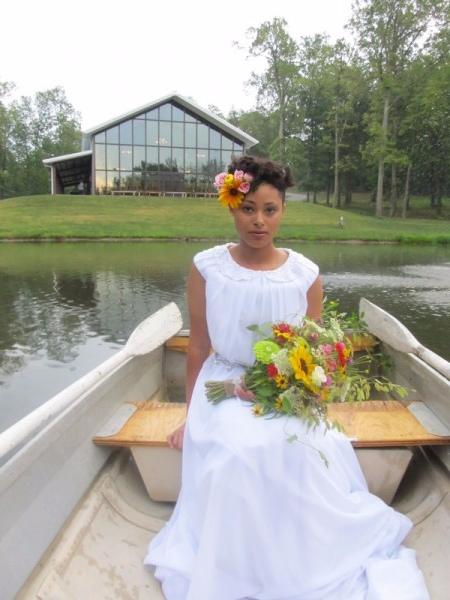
{"left": 231, "top": 183, "right": 285, "bottom": 249}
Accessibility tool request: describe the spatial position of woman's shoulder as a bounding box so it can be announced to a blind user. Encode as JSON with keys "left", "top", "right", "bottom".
{"left": 285, "top": 248, "right": 319, "bottom": 276}
{"left": 193, "top": 244, "right": 229, "bottom": 272}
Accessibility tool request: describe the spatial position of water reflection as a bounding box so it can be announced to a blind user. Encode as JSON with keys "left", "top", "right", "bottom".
{"left": 0, "top": 241, "right": 449, "bottom": 432}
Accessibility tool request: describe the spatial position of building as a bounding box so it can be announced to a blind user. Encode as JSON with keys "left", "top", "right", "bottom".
{"left": 43, "top": 92, "right": 258, "bottom": 196}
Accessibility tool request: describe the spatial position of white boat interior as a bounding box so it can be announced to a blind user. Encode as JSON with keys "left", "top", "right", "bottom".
{"left": 1, "top": 302, "right": 449, "bottom": 600}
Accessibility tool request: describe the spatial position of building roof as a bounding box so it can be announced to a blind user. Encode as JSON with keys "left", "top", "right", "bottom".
{"left": 82, "top": 91, "right": 258, "bottom": 148}
{"left": 43, "top": 150, "right": 93, "bottom": 189}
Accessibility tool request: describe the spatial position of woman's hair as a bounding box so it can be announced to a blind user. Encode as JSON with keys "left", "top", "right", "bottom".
{"left": 227, "top": 155, "right": 294, "bottom": 200}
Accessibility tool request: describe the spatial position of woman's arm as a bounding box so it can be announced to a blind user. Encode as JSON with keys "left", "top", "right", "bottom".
{"left": 306, "top": 276, "right": 323, "bottom": 320}
{"left": 167, "top": 263, "right": 211, "bottom": 450}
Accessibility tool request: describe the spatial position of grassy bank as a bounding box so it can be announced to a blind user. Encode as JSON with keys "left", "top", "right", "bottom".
{"left": 0, "top": 194, "right": 449, "bottom": 243}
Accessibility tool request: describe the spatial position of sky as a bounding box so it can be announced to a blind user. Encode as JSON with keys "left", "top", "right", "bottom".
{"left": 1, "top": 0, "right": 354, "bottom": 130}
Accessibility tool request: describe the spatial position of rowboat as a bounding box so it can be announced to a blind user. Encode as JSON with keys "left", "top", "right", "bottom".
{"left": 1, "top": 300, "right": 450, "bottom": 600}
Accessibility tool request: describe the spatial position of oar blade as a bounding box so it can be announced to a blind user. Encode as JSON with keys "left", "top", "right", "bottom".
{"left": 359, "top": 298, "right": 418, "bottom": 353}
{"left": 126, "top": 302, "right": 183, "bottom": 356}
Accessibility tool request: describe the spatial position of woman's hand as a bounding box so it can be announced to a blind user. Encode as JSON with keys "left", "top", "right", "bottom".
{"left": 234, "top": 383, "right": 255, "bottom": 402}
{"left": 167, "top": 422, "right": 185, "bottom": 450}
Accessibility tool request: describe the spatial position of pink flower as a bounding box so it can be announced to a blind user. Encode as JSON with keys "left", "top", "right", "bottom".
{"left": 327, "top": 359, "right": 338, "bottom": 372}
{"left": 238, "top": 181, "right": 251, "bottom": 193}
{"left": 214, "top": 172, "right": 227, "bottom": 190}
{"left": 319, "top": 344, "right": 333, "bottom": 356}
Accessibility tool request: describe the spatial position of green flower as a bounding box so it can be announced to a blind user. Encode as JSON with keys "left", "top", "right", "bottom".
{"left": 253, "top": 340, "right": 280, "bottom": 364}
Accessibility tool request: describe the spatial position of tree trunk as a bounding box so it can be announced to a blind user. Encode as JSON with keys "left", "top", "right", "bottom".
{"left": 375, "top": 92, "right": 390, "bottom": 217}
{"left": 402, "top": 164, "right": 411, "bottom": 218}
{"left": 333, "top": 109, "right": 339, "bottom": 209}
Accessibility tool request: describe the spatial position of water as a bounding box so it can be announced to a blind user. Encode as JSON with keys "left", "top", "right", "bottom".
{"left": 1, "top": 241, "right": 450, "bottom": 432}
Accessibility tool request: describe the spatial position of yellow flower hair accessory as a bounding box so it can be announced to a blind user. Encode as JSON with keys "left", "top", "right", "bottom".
{"left": 213, "top": 170, "right": 253, "bottom": 209}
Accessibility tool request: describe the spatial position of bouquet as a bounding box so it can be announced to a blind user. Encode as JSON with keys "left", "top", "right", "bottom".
{"left": 205, "top": 299, "right": 407, "bottom": 433}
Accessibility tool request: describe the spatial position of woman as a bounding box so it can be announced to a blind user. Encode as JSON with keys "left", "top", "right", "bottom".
{"left": 144, "top": 156, "right": 429, "bottom": 600}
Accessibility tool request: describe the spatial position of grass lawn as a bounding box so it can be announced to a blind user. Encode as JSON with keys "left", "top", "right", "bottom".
{"left": 0, "top": 193, "right": 449, "bottom": 243}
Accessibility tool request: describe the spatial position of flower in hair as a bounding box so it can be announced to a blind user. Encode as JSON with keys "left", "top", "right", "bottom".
{"left": 213, "top": 170, "right": 253, "bottom": 209}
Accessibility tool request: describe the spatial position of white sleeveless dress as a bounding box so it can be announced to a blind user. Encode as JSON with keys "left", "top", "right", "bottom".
{"left": 144, "top": 244, "right": 429, "bottom": 600}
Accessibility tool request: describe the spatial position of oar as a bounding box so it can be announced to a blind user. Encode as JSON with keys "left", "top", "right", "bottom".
{"left": 359, "top": 297, "right": 450, "bottom": 379}
{"left": 0, "top": 302, "right": 183, "bottom": 460}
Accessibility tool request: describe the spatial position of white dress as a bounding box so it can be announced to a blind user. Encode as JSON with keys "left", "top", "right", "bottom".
{"left": 144, "top": 244, "right": 429, "bottom": 600}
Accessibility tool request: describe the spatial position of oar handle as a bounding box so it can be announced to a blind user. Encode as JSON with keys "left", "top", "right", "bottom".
{"left": 417, "top": 347, "right": 450, "bottom": 380}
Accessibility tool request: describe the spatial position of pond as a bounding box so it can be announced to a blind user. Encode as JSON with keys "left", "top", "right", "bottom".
{"left": 1, "top": 241, "right": 449, "bottom": 432}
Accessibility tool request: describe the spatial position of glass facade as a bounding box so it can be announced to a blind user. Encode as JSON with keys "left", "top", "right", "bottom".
{"left": 93, "top": 101, "right": 244, "bottom": 195}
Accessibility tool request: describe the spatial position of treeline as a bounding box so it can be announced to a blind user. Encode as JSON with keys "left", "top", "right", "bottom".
{"left": 222, "top": 0, "right": 450, "bottom": 217}
{"left": 1, "top": 0, "right": 450, "bottom": 218}
{"left": 0, "top": 85, "right": 82, "bottom": 200}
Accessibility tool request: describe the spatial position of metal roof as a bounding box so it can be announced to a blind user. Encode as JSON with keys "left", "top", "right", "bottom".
{"left": 43, "top": 150, "right": 92, "bottom": 189}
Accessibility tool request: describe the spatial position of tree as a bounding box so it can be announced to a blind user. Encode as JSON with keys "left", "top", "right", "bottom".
{"left": 0, "top": 80, "right": 15, "bottom": 200}
{"left": 241, "top": 18, "right": 299, "bottom": 162}
{"left": 349, "top": 0, "right": 449, "bottom": 216}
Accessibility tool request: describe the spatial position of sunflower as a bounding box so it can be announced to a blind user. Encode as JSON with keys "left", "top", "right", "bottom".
{"left": 214, "top": 170, "right": 253, "bottom": 209}
{"left": 289, "top": 344, "right": 316, "bottom": 386}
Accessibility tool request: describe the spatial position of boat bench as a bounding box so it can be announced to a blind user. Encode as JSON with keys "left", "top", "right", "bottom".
{"left": 93, "top": 335, "right": 450, "bottom": 505}
{"left": 93, "top": 397, "right": 450, "bottom": 505}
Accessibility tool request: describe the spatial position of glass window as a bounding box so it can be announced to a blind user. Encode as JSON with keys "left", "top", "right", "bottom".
{"left": 172, "top": 122, "right": 183, "bottom": 146}
{"left": 95, "top": 131, "right": 106, "bottom": 143}
{"left": 106, "top": 126, "right": 119, "bottom": 144}
{"left": 146, "top": 108, "right": 158, "bottom": 120}
{"left": 210, "top": 128, "right": 221, "bottom": 149}
{"left": 146, "top": 121, "right": 158, "bottom": 146}
{"left": 197, "top": 123, "right": 208, "bottom": 147}
{"left": 95, "top": 144, "right": 106, "bottom": 170}
{"left": 106, "top": 144, "right": 119, "bottom": 170}
{"left": 120, "top": 146, "right": 133, "bottom": 171}
{"left": 120, "top": 171, "right": 133, "bottom": 189}
{"left": 185, "top": 123, "right": 196, "bottom": 147}
{"left": 184, "top": 111, "right": 197, "bottom": 123}
{"left": 172, "top": 148, "right": 184, "bottom": 171}
{"left": 120, "top": 121, "right": 132, "bottom": 144}
{"left": 159, "top": 121, "right": 171, "bottom": 146}
{"left": 185, "top": 149, "right": 196, "bottom": 174}
{"left": 133, "top": 146, "right": 146, "bottom": 171}
{"left": 222, "top": 136, "right": 233, "bottom": 150}
{"left": 159, "top": 103, "right": 171, "bottom": 120}
{"left": 222, "top": 150, "right": 233, "bottom": 168}
{"left": 172, "top": 105, "right": 184, "bottom": 121}
{"left": 146, "top": 147, "right": 158, "bottom": 169}
{"left": 107, "top": 171, "right": 119, "bottom": 190}
{"left": 133, "top": 119, "right": 146, "bottom": 145}
{"left": 95, "top": 171, "right": 106, "bottom": 194}
{"left": 234, "top": 142, "right": 244, "bottom": 153}
{"left": 160, "top": 146, "right": 172, "bottom": 168}
{"left": 209, "top": 149, "right": 221, "bottom": 170}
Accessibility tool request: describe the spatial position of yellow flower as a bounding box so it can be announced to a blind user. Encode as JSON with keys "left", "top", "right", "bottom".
{"left": 275, "top": 374, "right": 289, "bottom": 389}
{"left": 289, "top": 344, "right": 316, "bottom": 386}
{"left": 275, "top": 397, "right": 283, "bottom": 411}
{"left": 252, "top": 404, "right": 264, "bottom": 417}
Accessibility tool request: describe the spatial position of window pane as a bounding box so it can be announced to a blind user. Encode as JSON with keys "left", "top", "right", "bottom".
{"left": 185, "top": 123, "right": 196, "bottom": 147}
{"left": 106, "top": 126, "right": 119, "bottom": 144}
{"left": 172, "top": 105, "right": 184, "bottom": 121}
{"left": 146, "top": 147, "right": 158, "bottom": 169}
{"left": 159, "top": 103, "right": 171, "bottom": 120}
{"left": 222, "top": 150, "right": 233, "bottom": 168}
{"left": 107, "top": 171, "right": 119, "bottom": 190}
{"left": 106, "top": 144, "right": 119, "bottom": 170}
{"left": 95, "top": 170, "right": 106, "bottom": 194}
{"left": 95, "top": 144, "right": 106, "bottom": 170}
{"left": 172, "top": 122, "right": 183, "bottom": 146}
{"left": 233, "top": 142, "right": 244, "bottom": 153}
{"left": 133, "top": 119, "right": 146, "bottom": 145}
{"left": 146, "top": 121, "right": 158, "bottom": 146}
{"left": 95, "top": 131, "right": 106, "bottom": 143}
{"left": 210, "top": 128, "right": 221, "bottom": 149}
{"left": 221, "top": 135, "right": 233, "bottom": 150}
{"left": 172, "top": 148, "right": 184, "bottom": 172}
{"left": 120, "top": 171, "right": 133, "bottom": 189}
{"left": 146, "top": 108, "right": 158, "bottom": 120}
{"left": 185, "top": 149, "right": 196, "bottom": 174}
{"left": 133, "top": 146, "right": 146, "bottom": 171}
{"left": 197, "top": 123, "right": 208, "bottom": 147}
{"left": 160, "top": 146, "right": 171, "bottom": 169}
{"left": 185, "top": 111, "right": 197, "bottom": 123}
{"left": 209, "top": 149, "right": 222, "bottom": 170}
{"left": 159, "top": 121, "right": 171, "bottom": 146}
{"left": 120, "top": 145, "right": 133, "bottom": 171}
{"left": 120, "top": 121, "right": 132, "bottom": 144}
